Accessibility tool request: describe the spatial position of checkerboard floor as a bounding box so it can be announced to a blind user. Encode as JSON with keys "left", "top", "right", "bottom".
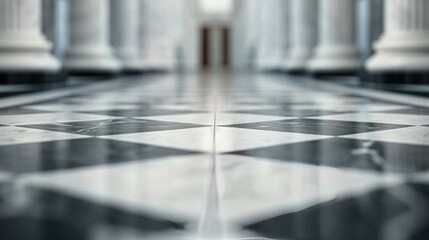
{"left": 1, "top": 72, "right": 429, "bottom": 240}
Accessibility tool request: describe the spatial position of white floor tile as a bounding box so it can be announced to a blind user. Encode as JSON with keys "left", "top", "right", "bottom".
{"left": 138, "top": 113, "right": 294, "bottom": 125}
{"left": 0, "top": 113, "right": 119, "bottom": 125}
{"left": 0, "top": 126, "right": 89, "bottom": 145}
{"left": 310, "top": 113, "right": 429, "bottom": 125}
{"left": 25, "top": 103, "right": 138, "bottom": 112}
{"left": 342, "top": 126, "right": 429, "bottom": 146}
{"left": 100, "top": 127, "right": 330, "bottom": 153}
{"left": 291, "top": 104, "right": 410, "bottom": 112}
{"left": 24, "top": 155, "right": 402, "bottom": 224}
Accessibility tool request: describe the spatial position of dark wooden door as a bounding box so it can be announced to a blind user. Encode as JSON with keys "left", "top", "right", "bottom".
{"left": 200, "top": 27, "right": 210, "bottom": 68}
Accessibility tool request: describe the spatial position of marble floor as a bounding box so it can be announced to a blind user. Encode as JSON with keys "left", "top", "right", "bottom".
{"left": 0, "top": 71, "right": 429, "bottom": 240}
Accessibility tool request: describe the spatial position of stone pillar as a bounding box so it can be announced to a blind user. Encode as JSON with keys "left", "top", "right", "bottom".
{"left": 146, "top": 0, "right": 170, "bottom": 70}
{"left": 110, "top": 0, "right": 145, "bottom": 72}
{"left": 243, "top": 0, "right": 260, "bottom": 69}
{"left": 280, "top": 0, "right": 291, "bottom": 70}
{"left": 0, "top": 0, "right": 59, "bottom": 74}
{"left": 271, "top": 0, "right": 287, "bottom": 70}
{"left": 308, "top": 0, "right": 362, "bottom": 74}
{"left": 139, "top": 0, "right": 149, "bottom": 69}
{"left": 257, "top": 0, "right": 280, "bottom": 70}
{"left": 286, "top": 0, "right": 318, "bottom": 72}
{"left": 366, "top": 0, "right": 429, "bottom": 82}
{"left": 64, "top": 0, "right": 120, "bottom": 74}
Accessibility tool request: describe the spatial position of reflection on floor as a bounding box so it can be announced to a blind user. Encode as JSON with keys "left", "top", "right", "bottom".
{"left": 0, "top": 72, "right": 429, "bottom": 240}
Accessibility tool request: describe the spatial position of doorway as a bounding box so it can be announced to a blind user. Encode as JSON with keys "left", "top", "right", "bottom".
{"left": 200, "top": 26, "right": 230, "bottom": 69}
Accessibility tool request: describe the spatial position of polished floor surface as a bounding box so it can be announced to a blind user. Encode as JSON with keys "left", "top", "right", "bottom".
{"left": 0, "top": 72, "right": 429, "bottom": 240}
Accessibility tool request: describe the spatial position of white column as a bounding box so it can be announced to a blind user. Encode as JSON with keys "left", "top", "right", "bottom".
{"left": 366, "top": 0, "right": 429, "bottom": 72}
{"left": 280, "top": 0, "right": 291, "bottom": 70}
{"left": 110, "top": 0, "right": 145, "bottom": 72}
{"left": 64, "top": 0, "right": 120, "bottom": 74}
{"left": 286, "top": 0, "right": 318, "bottom": 72}
{"left": 0, "top": 0, "right": 59, "bottom": 72}
{"left": 243, "top": 0, "right": 259, "bottom": 69}
{"left": 181, "top": 0, "right": 198, "bottom": 70}
{"left": 269, "top": 0, "right": 287, "bottom": 70}
{"left": 308, "top": 0, "right": 362, "bottom": 73}
{"left": 139, "top": 0, "right": 149, "bottom": 69}
{"left": 146, "top": 0, "right": 170, "bottom": 70}
{"left": 258, "top": 0, "right": 283, "bottom": 70}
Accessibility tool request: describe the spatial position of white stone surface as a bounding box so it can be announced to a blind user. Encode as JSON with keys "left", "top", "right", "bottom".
{"left": 366, "top": 0, "right": 429, "bottom": 72}
{"left": 286, "top": 0, "right": 318, "bottom": 71}
{"left": 342, "top": 126, "right": 429, "bottom": 146}
{"left": 308, "top": 0, "right": 362, "bottom": 72}
{"left": 0, "top": 113, "right": 119, "bottom": 125}
{"left": 138, "top": 113, "right": 295, "bottom": 125}
{"left": 0, "top": 126, "right": 88, "bottom": 145}
{"left": 0, "top": 0, "right": 60, "bottom": 72}
{"left": 100, "top": 126, "right": 331, "bottom": 153}
{"left": 310, "top": 113, "right": 429, "bottom": 125}
{"left": 64, "top": 0, "right": 120, "bottom": 73}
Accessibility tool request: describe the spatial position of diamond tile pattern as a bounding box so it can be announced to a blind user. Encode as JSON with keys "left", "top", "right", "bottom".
{"left": 224, "top": 118, "right": 408, "bottom": 136}
{"left": 0, "top": 73, "right": 428, "bottom": 240}
{"left": 21, "top": 118, "right": 205, "bottom": 136}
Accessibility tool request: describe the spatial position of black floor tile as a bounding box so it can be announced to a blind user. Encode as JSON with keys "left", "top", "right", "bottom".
{"left": 245, "top": 183, "right": 429, "bottom": 240}
{"left": 0, "top": 188, "right": 184, "bottom": 240}
{"left": 381, "top": 107, "right": 429, "bottom": 116}
{"left": 225, "top": 119, "right": 409, "bottom": 136}
{"left": 231, "top": 109, "right": 346, "bottom": 117}
{"left": 0, "top": 138, "right": 200, "bottom": 173}
{"left": 80, "top": 109, "right": 203, "bottom": 117}
{"left": 21, "top": 118, "right": 205, "bottom": 136}
{"left": 228, "top": 138, "right": 429, "bottom": 173}
{"left": 0, "top": 108, "right": 51, "bottom": 115}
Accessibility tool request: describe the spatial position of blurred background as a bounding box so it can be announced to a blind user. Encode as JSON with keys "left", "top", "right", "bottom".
{"left": 39, "top": 0, "right": 383, "bottom": 71}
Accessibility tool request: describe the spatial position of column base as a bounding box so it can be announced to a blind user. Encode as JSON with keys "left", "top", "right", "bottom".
{"left": 121, "top": 70, "right": 146, "bottom": 75}
{"left": 285, "top": 58, "right": 308, "bottom": 73}
{"left": 366, "top": 53, "right": 429, "bottom": 72}
{"left": 277, "top": 62, "right": 290, "bottom": 72}
{"left": 286, "top": 49, "right": 313, "bottom": 72}
{"left": 121, "top": 60, "right": 151, "bottom": 73}
{"left": 309, "top": 70, "right": 360, "bottom": 78}
{"left": 65, "top": 71, "right": 120, "bottom": 78}
{"left": 308, "top": 46, "right": 362, "bottom": 71}
{"left": 0, "top": 71, "right": 67, "bottom": 84}
{"left": 0, "top": 55, "right": 60, "bottom": 73}
{"left": 64, "top": 52, "right": 121, "bottom": 75}
{"left": 145, "top": 61, "right": 172, "bottom": 72}
{"left": 257, "top": 59, "right": 283, "bottom": 72}
{"left": 286, "top": 69, "right": 307, "bottom": 75}
{"left": 308, "top": 58, "right": 362, "bottom": 75}
{"left": 362, "top": 72, "right": 429, "bottom": 84}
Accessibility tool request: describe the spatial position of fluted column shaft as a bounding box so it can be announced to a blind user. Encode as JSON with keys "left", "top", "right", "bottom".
{"left": 286, "top": 0, "right": 318, "bottom": 71}
{"left": 257, "top": 0, "right": 284, "bottom": 70}
{"left": 0, "top": 0, "right": 59, "bottom": 72}
{"left": 111, "top": 0, "right": 145, "bottom": 71}
{"left": 64, "top": 0, "right": 120, "bottom": 73}
{"left": 367, "top": 0, "right": 429, "bottom": 72}
{"left": 140, "top": 0, "right": 149, "bottom": 67}
{"left": 146, "top": 0, "right": 170, "bottom": 69}
{"left": 280, "top": 0, "right": 291, "bottom": 69}
{"left": 240, "top": 0, "right": 260, "bottom": 68}
{"left": 308, "top": 0, "right": 362, "bottom": 73}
